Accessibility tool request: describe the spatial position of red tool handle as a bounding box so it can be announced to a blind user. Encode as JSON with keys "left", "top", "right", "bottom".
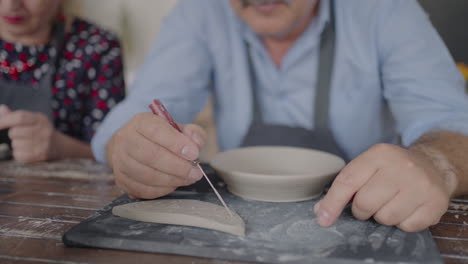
{"left": 149, "top": 99, "right": 183, "bottom": 133}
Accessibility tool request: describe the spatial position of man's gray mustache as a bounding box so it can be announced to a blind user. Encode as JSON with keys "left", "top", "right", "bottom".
{"left": 241, "top": 0, "right": 292, "bottom": 8}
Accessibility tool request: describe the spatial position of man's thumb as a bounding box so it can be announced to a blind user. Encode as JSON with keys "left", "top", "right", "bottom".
{"left": 181, "top": 124, "right": 207, "bottom": 148}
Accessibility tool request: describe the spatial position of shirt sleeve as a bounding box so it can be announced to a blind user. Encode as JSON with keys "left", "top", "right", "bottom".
{"left": 91, "top": 0, "right": 213, "bottom": 163}
{"left": 82, "top": 32, "right": 126, "bottom": 143}
{"left": 378, "top": 0, "right": 468, "bottom": 146}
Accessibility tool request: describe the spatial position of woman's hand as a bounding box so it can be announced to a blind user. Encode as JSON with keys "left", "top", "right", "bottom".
{"left": 0, "top": 104, "right": 58, "bottom": 163}
{"left": 315, "top": 143, "right": 452, "bottom": 232}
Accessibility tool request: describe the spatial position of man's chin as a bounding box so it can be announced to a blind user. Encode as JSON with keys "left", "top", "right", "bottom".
{"left": 255, "top": 30, "right": 290, "bottom": 40}
{"left": 248, "top": 2, "right": 287, "bottom": 14}
{"left": 248, "top": 22, "right": 290, "bottom": 39}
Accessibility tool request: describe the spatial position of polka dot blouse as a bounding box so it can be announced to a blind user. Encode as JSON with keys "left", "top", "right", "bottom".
{"left": 0, "top": 18, "right": 126, "bottom": 143}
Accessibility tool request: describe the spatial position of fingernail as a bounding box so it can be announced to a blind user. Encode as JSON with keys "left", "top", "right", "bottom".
{"left": 192, "top": 133, "right": 205, "bottom": 147}
{"left": 181, "top": 145, "right": 199, "bottom": 160}
{"left": 313, "top": 202, "right": 320, "bottom": 215}
{"left": 188, "top": 167, "right": 203, "bottom": 181}
{"left": 317, "top": 209, "right": 332, "bottom": 226}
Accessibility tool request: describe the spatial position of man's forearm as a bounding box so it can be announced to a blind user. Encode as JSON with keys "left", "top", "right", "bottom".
{"left": 409, "top": 131, "right": 468, "bottom": 197}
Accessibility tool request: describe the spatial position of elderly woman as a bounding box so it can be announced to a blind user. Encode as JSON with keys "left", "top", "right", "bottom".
{"left": 0, "top": 0, "right": 125, "bottom": 162}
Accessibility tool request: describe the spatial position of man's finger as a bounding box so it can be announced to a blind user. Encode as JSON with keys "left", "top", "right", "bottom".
{"left": 373, "top": 190, "right": 423, "bottom": 227}
{"left": 118, "top": 151, "right": 189, "bottom": 187}
{"left": 115, "top": 171, "right": 175, "bottom": 199}
{"left": 181, "top": 124, "right": 207, "bottom": 148}
{"left": 351, "top": 169, "right": 400, "bottom": 221}
{"left": 0, "top": 111, "right": 37, "bottom": 130}
{"left": 135, "top": 113, "right": 200, "bottom": 161}
{"left": 397, "top": 204, "right": 442, "bottom": 232}
{"left": 125, "top": 130, "right": 201, "bottom": 181}
{"left": 315, "top": 152, "right": 379, "bottom": 227}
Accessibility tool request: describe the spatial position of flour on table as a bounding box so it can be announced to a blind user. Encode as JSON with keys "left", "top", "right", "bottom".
{"left": 0, "top": 159, "right": 112, "bottom": 180}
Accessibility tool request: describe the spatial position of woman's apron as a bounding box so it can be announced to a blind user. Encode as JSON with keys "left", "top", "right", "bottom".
{"left": 241, "top": 0, "right": 347, "bottom": 160}
{"left": 0, "top": 23, "right": 65, "bottom": 159}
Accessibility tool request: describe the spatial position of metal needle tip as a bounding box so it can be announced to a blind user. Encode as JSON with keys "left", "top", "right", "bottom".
{"left": 197, "top": 164, "right": 233, "bottom": 217}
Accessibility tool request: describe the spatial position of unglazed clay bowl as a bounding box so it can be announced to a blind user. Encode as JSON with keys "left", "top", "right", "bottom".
{"left": 209, "top": 146, "right": 346, "bottom": 202}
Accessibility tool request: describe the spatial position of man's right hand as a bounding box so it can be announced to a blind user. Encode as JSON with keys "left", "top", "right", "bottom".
{"left": 106, "top": 113, "right": 207, "bottom": 199}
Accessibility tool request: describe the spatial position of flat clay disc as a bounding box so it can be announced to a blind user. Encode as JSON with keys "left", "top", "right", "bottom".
{"left": 112, "top": 199, "right": 245, "bottom": 236}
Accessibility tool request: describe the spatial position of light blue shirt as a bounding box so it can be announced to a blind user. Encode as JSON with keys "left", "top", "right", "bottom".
{"left": 92, "top": 0, "right": 468, "bottom": 163}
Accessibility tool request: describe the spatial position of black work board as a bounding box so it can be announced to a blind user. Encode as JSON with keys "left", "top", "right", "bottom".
{"left": 63, "top": 165, "right": 442, "bottom": 264}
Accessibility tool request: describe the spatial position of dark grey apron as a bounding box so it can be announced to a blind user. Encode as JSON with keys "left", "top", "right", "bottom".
{"left": 241, "top": 0, "right": 346, "bottom": 160}
{"left": 0, "top": 23, "right": 65, "bottom": 159}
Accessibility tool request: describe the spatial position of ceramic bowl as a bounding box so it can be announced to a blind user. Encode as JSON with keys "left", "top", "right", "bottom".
{"left": 209, "top": 146, "right": 346, "bottom": 202}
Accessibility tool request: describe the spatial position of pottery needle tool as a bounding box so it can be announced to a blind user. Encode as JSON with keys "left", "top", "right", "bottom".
{"left": 149, "top": 99, "right": 233, "bottom": 217}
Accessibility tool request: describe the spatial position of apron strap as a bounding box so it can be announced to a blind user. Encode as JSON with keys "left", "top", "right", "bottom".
{"left": 314, "top": 0, "right": 335, "bottom": 133}
{"left": 245, "top": 42, "right": 262, "bottom": 123}
{"left": 246, "top": 0, "right": 336, "bottom": 133}
{"left": 41, "top": 22, "right": 66, "bottom": 90}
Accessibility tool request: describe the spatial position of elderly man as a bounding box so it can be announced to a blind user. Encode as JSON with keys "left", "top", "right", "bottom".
{"left": 92, "top": 0, "right": 468, "bottom": 232}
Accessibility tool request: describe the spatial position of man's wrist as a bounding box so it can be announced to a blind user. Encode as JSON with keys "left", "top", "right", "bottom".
{"left": 409, "top": 145, "right": 458, "bottom": 197}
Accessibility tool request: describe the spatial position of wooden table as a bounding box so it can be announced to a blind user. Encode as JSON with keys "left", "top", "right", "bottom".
{"left": 0, "top": 159, "right": 467, "bottom": 264}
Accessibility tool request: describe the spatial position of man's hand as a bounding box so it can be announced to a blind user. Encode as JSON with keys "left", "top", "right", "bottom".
{"left": 314, "top": 143, "right": 453, "bottom": 232}
{"left": 106, "top": 113, "right": 207, "bottom": 199}
{"left": 0, "top": 105, "right": 59, "bottom": 163}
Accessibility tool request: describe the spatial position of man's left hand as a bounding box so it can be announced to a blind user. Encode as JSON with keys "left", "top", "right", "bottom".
{"left": 314, "top": 143, "right": 452, "bottom": 232}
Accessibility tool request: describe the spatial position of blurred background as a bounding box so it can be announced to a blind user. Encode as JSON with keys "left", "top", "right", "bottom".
{"left": 67, "top": 0, "right": 468, "bottom": 160}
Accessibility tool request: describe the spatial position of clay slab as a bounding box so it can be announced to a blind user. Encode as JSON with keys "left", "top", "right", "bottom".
{"left": 112, "top": 199, "right": 245, "bottom": 236}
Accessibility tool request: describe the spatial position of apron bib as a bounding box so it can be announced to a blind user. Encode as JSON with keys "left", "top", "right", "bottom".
{"left": 0, "top": 23, "right": 65, "bottom": 158}
{"left": 241, "top": 0, "right": 346, "bottom": 160}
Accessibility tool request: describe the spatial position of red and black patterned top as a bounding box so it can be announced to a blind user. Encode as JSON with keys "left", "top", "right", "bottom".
{"left": 0, "top": 18, "right": 125, "bottom": 143}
